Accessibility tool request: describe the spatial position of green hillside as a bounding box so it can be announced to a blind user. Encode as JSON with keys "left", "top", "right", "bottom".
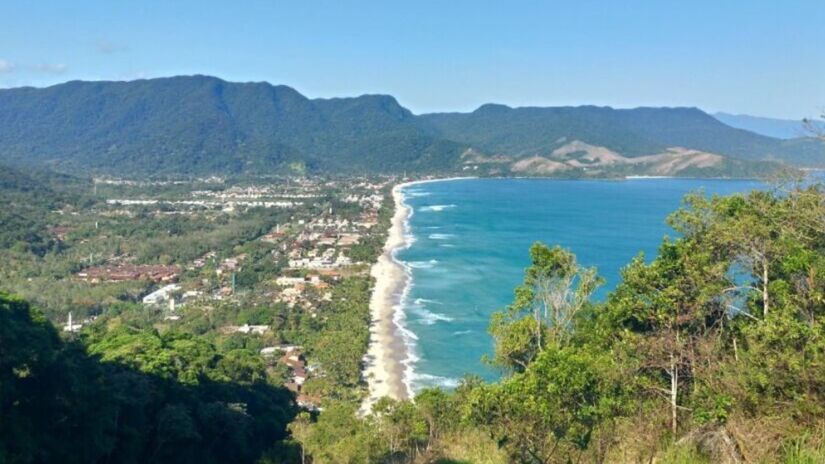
{"left": 0, "top": 76, "right": 465, "bottom": 175}
{"left": 0, "top": 76, "right": 822, "bottom": 176}
{"left": 0, "top": 164, "right": 90, "bottom": 255}
{"left": 423, "top": 104, "right": 825, "bottom": 166}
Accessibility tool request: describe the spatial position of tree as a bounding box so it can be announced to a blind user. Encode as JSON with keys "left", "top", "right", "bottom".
{"left": 414, "top": 388, "right": 454, "bottom": 450}
{"left": 288, "top": 412, "right": 312, "bottom": 464}
{"left": 373, "top": 397, "right": 429, "bottom": 459}
{"left": 489, "top": 242, "right": 602, "bottom": 372}
{"left": 803, "top": 110, "right": 824, "bottom": 140}
{"left": 467, "top": 345, "right": 625, "bottom": 464}
{"left": 604, "top": 235, "right": 729, "bottom": 435}
{"left": 293, "top": 401, "right": 386, "bottom": 464}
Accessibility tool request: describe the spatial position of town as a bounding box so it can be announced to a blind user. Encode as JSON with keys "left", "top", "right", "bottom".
{"left": 3, "top": 174, "right": 394, "bottom": 409}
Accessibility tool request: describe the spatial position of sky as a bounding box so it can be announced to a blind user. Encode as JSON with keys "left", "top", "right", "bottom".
{"left": 0, "top": 1, "right": 823, "bottom": 119}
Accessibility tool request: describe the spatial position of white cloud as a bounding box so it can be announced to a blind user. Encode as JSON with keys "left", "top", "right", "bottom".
{"left": 32, "top": 63, "right": 68, "bottom": 74}
{"left": 0, "top": 60, "right": 15, "bottom": 73}
{"left": 0, "top": 60, "right": 68, "bottom": 74}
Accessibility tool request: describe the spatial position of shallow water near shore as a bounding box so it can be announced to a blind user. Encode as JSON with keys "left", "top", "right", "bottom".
{"left": 397, "top": 177, "right": 765, "bottom": 392}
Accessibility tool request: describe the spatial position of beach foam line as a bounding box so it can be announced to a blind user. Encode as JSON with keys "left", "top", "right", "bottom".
{"left": 406, "top": 190, "right": 431, "bottom": 197}
{"left": 407, "top": 259, "right": 439, "bottom": 269}
{"left": 409, "top": 296, "right": 452, "bottom": 326}
{"left": 416, "top": 311, "right": 453, "bottom": 325}
{"left": 392, "top": 177, "right": 477, "bottom": 399}
{"left": 361, "top": 177, "right": 477, "bottom": 412}
{"left": 412, "top": 373, "right": 461, "bottom": 389}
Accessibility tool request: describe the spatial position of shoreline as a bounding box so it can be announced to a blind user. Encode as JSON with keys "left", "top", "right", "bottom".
{"left": 361, "top": 176, "right": 474, "bottom": 412}
{"left": 357, "top": 174, "right": 775, "bottom": 412}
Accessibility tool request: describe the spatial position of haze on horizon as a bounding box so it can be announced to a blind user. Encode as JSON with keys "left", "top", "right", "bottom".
{"left": 0, "top": 0, "right": 823, "bottom": 119}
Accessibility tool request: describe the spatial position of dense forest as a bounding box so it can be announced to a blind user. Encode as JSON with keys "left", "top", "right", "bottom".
{"left": 0, "top": 76, "right": 823, "bottom": 176}
{"left": 0, "top": 292, "right": 301, "bottom": 463}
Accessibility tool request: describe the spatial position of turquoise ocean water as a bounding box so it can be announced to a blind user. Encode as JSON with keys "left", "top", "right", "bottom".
{"left": 396, "top": 177, "right": 764, "bottom": 392}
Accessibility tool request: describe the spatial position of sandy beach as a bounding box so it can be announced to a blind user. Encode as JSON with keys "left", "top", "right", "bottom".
{"left": 361, "top": 177, "right": 475, "bottom": 413}
{"left": 361, "top": 183, "right": 413, "bottom": 411}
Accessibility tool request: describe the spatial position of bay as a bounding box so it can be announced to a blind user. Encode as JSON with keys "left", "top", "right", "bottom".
{"left": 397, "top": 177, "right": 764, "bottom": 391}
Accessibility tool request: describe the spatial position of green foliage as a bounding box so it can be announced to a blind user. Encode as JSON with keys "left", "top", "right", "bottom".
{"left": 0, "top": 164, "right": 89, "bottom": 255}
{"left": 304, "top": 277, "right": 373, "bottom": 398}
{"left": 0, "top": 292, "right": 298, "bottom": 464}
{"left": 782, "top": 435, "right": 825, "bottom": 464}
{"left": 489, "top": 243, "right": 601, "bottom": 372}
{"left": 657, "top": 443, "right": 711, "bottom": 464}
{"left": 468, "top": 345, "right": 626, "bottom": 463}
{"left": 291, "top": 402, "right": 386, "bottom": 463}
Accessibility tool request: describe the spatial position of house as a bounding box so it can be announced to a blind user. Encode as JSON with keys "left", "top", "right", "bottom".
{"left": 260, "top": 347, "right": 279, "bottom": 357}
{"left": 63, "top": 312, "right": 83, "bottom": 332}
{"left": 336, "top": 233, "right": 361, "bottom": 247}
{"left": 261, "top": 345, "right": 301, "bottom": 358}
{"left": 77, "top": 264, "right": 180, "bottom": 283}
{"left": 279, "top": 349, "right": 310, "bottom": 390}
{"left": 276, "top": 276, "right": 306, "bottom": 286}
{"left": 297, "top": 394, "right": 321, "bottom": 410}
{"left": 236, "top": 324, "right": 269, "bottom": 335}
{"left": 142, "top": 283, "right": 181, "bottom": 306}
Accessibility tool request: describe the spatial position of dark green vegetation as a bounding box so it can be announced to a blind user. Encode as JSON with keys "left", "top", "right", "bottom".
{"left": 0, "top": 292, "right": 298, "bottom": 463}
{"left": 1, "top": 76, "right": 822, "bottom": 177}
{"left": 294, "top": 182, "right": 825, "bottom": 463}
{"left": 0, "top": 164, "right": 92, "bottom": 255}
{"left": 0, "top": 76, "right": 465, "bottom": 175}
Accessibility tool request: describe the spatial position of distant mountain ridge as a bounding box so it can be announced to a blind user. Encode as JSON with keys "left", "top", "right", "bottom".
{"left": 713, "top": 112, "right": 824, "bottom": 140}
{"left": 0, "top": 76, "right": 464, "bottom": 175}
{"left": 0, "top": 75, "right": 822, "bottom": 176}
{"left": 424, "top": 105, "right": 824, "bottom": 167}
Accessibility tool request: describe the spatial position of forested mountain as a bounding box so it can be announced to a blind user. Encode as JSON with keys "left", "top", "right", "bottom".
{"left": 0, "top": 75, "right": 823, "bottom": 176}
{"left": 0, "top": 164, "right": 90, "bottom": 255}
{"left": 424, "top": 105, "right": 825, "bottom": 166}
{"left": 0, "top": 76, "right": 464, "bottom": 175}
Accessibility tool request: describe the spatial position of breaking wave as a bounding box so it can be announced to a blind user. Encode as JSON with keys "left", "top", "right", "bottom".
{"left": 420, "top": 204, "right": 456, "bottom": 212}
{"left": 412, "top": 373, "right": 461, "bottom": 389}
{"left": 407, "top": 259, "right": 439, "bottom": 269}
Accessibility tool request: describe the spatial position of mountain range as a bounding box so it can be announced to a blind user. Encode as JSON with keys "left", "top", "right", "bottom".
{"left": 0, "top": 75, "right": 822, "bottom": 177}
{"left": 713, "top": 112, "right": 824, "bottom": 140}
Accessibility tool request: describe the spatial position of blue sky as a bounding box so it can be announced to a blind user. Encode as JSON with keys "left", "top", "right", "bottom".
{"left": 0, "top": 1, "right": 823, "bottom": 118}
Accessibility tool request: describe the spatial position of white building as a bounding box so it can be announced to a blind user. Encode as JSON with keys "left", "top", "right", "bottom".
{"left": 236, "top": 324, "right": 269, "bottom": 335}
{"left": 142, "top": 284, "right": 181, "bottom": 306}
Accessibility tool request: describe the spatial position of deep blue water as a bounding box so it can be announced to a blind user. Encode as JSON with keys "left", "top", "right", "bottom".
{"left": 397, "top": 177, "right": 764, "bottom": 391}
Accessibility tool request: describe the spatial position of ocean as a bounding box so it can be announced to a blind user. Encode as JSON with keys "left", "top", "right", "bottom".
{"left": 396, "top": 177, "right": 765, "bottom": 392}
